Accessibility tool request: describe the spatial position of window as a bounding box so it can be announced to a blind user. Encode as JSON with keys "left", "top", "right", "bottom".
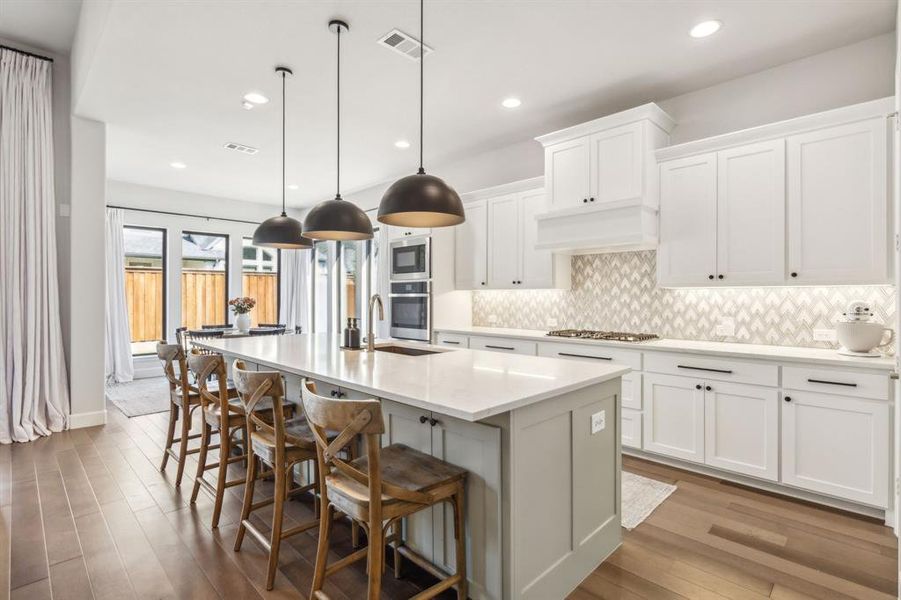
{"left": 242, "top": 238, "right": 279, "bottom": 327}
{"left": 310, "top": 233, "right": 379, "bottom": 336}
{"left": 181, "top": 232, "right": 228, "bottom": 328}
{"left": 123, "top": 226, "right": 166, "bottom": 355}
{"left": 312, "top": 241, "right": 334, "bottom": 333}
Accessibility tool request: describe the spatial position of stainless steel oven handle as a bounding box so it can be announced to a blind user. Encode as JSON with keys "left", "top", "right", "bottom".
{"left": 389, "top": 293, "right": 430, "bottom": 298}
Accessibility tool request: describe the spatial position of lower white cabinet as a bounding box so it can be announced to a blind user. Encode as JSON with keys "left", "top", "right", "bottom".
{"left": 704, "top": 381, "right": 779, "bottom": 481}
{"left": 621, "top": 408, "right": 642, "bottom": 449}
{"left": 642, "top": 373, "right": 705, "bottom": 463}
{"left": 381, "top": 399, "right": 503, "bottom": 600}
{"left": 781, "top": 391, "right": 890, "bottom": 508}
{"left": 469, "top": 335, "right": 537, "bottom": 356}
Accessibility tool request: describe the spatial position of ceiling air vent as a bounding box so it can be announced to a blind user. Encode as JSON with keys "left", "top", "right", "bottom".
{"left": 223, "top": 142, "right": 258, "bottom": 155}
{"left": 377, "top": 29, "right": 433, "bottom": 61}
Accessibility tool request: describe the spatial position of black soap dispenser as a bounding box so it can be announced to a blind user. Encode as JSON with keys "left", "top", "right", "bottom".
{"left": 343, "top": 317, "right": 361, "bottom": 349}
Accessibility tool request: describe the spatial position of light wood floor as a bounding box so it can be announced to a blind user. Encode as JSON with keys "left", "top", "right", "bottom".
{"left": 2, "top": 403, "right": 897, "bottom": 599}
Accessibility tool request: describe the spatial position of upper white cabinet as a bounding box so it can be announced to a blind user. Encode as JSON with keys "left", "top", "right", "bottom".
{"left": 455, "top": 180, "right": 570, "bottom": 290}
{"left": 656, "top": 97, "right": 893, "bottom": 287}
{"left": 534, "top": 104, "right": 675, "bottom": 254}
{"left": 387, "top": 224, "right": 431, "bottom": 241}
{"left": 787, "top": 118, "right": 888, "bottom": 284}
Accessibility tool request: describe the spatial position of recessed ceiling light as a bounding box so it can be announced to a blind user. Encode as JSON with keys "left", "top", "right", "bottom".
{"left": 690, "top": 20, "right": 722, "bottom": 38}
{"left": 243, "top": 92, "right": 269, "bottom": 105}
{"left": 170, "top": 161, "right": 187, "bottom": 169}
{"left": 394, "top": 140, "right": 411, "bottom": 149}
{"left": 287, "top": 184, "right": 299, "bottom": 190}
{"left": 501, "top": 97, "right": 522, "bottom": 109}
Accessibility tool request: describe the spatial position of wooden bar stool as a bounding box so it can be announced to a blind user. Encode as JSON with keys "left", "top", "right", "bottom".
{"left": 231, "top": 360, "right": 329, "bottom": 591}
{"left": 301, "top": 379, "right": 468, "bottom": 600}
{"left": 157, "top": 342, "right": 206, "bottom": 487}
{"left": 187, "top": 352, "right": 295, "bottom": 528}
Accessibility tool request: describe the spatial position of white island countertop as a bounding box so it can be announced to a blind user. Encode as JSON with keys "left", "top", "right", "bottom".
{"left": 435, "top": 326, "right": 896, "bottom": 370}
{"left": 197, "top": 334, "right": 629, "bottom": 422}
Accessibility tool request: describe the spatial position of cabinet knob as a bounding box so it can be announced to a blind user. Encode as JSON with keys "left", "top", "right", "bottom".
{"left": 419, "top": 415, "right": 429, "bottom": 424}
{"left": 330, "top": 390, "right": 339, "bottom": 397}
{"left": 717, "top": 274, "right": 724, "bottom": 280}
{"left": 481, "top": 282, "right": 485, "bottom": 286}
{"left": 790, "top": 272, "right": 798, "bottom": 278}
{"left": 708, "top": 275, "right": 714, "bottom": 280}
{"left": 705, "top": 385, "right": 712, "bottom": 391}
{"left": 695, "top": 384, "right": 702, "bottom": 390}
{"left": 784, "top": 396, "right": 792, "bottom": 402}
{"left": 589, "top": 197, "right": 595, "bottom": 202}
{"left": 583, "top": 198, "right": 588, "bottom": 203}
{"left": 428, "top": 417, "right": 439, "bottom": 427}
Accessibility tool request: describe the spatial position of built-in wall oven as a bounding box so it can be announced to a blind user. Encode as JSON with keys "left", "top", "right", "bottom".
{"left": 389, "top": 280, "right": 430, "bottom": 341}
{"left": 390, "top": 236, "right": 430, "bottom": 281}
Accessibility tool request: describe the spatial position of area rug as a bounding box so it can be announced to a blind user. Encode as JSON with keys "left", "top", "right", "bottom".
{"left": 105, "top": 377, "right": 171, "bottom": 417}
{"left": 622, "top": 471, "right": 677, "bottom": 529}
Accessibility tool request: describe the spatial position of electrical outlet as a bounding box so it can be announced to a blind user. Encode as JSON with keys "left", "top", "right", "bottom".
{"left": 813, "top": 329, "right": 837, "bottom": 343}
{"left": 591, "top": 410, "right": 606, "bottom": 435}
{"left": 547, "top": 318, "right": 559, "bottom": 328}
{"left": 715, "top": 317, "right": 735, "bottom": 337}
{"left": 488, "top": 314, "right": 499, "bottom": 325}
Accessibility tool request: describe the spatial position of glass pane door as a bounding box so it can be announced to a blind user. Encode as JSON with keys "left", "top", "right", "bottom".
{"left": 181, "top": 232, "right": 229, "bottom": 328}
{"left": 123, "top": 226, "right": 166, "bottom": 355}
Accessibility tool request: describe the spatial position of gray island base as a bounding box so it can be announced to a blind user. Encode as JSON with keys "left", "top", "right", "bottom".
{"left": 198, "top": 334, "right": 627, "bottom": 600}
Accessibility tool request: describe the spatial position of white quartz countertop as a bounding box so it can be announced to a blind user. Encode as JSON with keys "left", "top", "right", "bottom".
{"left": 436, "top": 326, "right": 896, "bottom": 371}
{"left": 196, "top": 334, "right": 629, "bottom": 422}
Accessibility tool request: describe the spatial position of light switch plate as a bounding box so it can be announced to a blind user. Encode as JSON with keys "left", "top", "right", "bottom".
{"left": 813, "top": 329, "right": 837, "bottom": 342}
{"left": 715, "top": 317, "right": 735, "bottom": 337}
{"left": 591, "top": 410, "right": 606, "bottom": 435}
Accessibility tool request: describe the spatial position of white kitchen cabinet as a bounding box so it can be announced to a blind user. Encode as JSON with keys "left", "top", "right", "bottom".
{"left": 642, "top": 373, "right": 705, "bottom": 463}
{"left": 716, "top": 140, "right": 786, "bottom": 285}
{"left": 589, "top": 122, "right": 644, "bottom": 205}
{"left": 454, "top": 200, "right": 488, "bottom": 289}
{"left": 544, "top": 136, "right": 590, "bottom": 209}
{"left": 388, "top": 224, "right": 432, "bottom": 241}
{"left": 469, "top": 335, "right": 537, "bottom": 356}
{"left": 781, "top": 390, "right": 889, "bottom": 507}
{"left": 704, "top": 381, "right": 779, "bottom": 481}
{"left": 657, "top": 153, "right": 718, "bottom": 286}
{"left": 435, "top": 332, "right": 469, "bottom": 348}
{"left": 520, "top": 189, "right": 562, "bottom": 288}
{"left": 787, "top": 118, "right": 889, "bottom": 284}
{"left": 486, "top": 193, "right": 522, "bottom": 289}
{"left": 380, "top": 399, "right": 503, "bottom": 600}
{"left": 621, "top": 408, "right": 642, "bottom": 449}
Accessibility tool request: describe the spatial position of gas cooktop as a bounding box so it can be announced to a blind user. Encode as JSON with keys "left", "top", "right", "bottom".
{"left": 546, "top": 329, "right": 659, "bottom": 343}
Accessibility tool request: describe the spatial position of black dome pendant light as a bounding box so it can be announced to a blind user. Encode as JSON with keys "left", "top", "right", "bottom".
{"left": 377, "top": 0, "right": 464, "bottom": 228}
{"left": 302, "top": 20, "right": 373, "bottom": 241}
{"left": 252, "top": 66, "right": 312, "bottom": 249}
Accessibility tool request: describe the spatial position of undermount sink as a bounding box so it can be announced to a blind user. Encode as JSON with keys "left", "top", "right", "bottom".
{"left": 374, "top": 344, "right": 440, "bottom": 356}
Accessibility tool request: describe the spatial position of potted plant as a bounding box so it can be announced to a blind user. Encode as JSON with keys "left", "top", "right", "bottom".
{"left": 229, "top": 296, "right": 256, "bottom": 333}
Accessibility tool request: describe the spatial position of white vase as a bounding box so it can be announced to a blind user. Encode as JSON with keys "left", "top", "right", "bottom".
{"left": 235, "top": 313, "right": 252, "bottom": 333}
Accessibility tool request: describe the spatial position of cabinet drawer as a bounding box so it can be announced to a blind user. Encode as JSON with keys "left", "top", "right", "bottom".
{"left": 644, "top": 352, "right": 777, "bottom": 387}
{"left": 537, "top": 341, "right": 641, "bottom": 370}
{"left": 782, "top": 366, "right": 889, "bottom": 400}
{"left": 469, "top": 336, "right": 537, "bottom": 356}
{"left": 621, "top": 408, "right": 642, "bottom": 449}
{"left": 622, "top": 373, "right": 642, "bottom": 410}
{"left": 435, "top": 332, "right": 469, "bottom": 348}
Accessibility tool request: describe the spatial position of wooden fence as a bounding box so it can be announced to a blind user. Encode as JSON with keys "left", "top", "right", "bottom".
{"left": 125, "top": 269, "right": 279, "bottom": 341}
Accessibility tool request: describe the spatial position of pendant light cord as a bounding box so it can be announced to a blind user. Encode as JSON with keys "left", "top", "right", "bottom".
{"left": 418, "top": 0, "right": 425, "bottom": 174}
{"left": 281, "top": 69, "right": 287, "bottom": 217}
{"left": 336, "top": 24, "right": 342, "bottom": 199}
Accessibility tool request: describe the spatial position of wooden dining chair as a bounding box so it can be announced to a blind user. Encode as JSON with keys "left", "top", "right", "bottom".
{"left": 301, "top": 379, "right": 468, "bottom": 600}
{"left": 156, "top": 342, "right": 205, "bottom": 487}
{"left": 187, "top": 352, "right": 294, "bottom": 528}
{"left": 184, "top": 329, "right": 225, "bottom": 354}
{"left": 249, "top": 327, "right": 286, "bottom": 336}
{"left": 202, "top": 323, "right": 232, "bottom": 329}
{"left": 231, "top": 360, "right": 331, "bottom": 590}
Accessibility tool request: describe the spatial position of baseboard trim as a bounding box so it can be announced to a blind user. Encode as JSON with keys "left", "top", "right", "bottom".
{"left": 69, "top": 409, "right": 107, "bottom": 429}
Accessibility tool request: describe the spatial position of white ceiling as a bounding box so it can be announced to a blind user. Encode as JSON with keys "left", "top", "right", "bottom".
{"left": 70, "top": 0, "right": 895, "bottom": 207}
{"left": 0, "top": 0, "right": 82, "bottom": 54}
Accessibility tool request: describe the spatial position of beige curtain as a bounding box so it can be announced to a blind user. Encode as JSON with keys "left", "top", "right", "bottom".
{"left": 0, "top": 49, "right": 70, "bottom": 442}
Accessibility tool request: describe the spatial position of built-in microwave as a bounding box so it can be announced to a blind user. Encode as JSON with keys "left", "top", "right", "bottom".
{"left": 389, "top": 280, "right": 430, "bottom": 341}
{"left": 390, "top": 236, "right": 430, "bottom": 281}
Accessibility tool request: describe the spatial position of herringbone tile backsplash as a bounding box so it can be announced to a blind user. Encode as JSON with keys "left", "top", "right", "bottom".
{"left": 472, "top": 251, "right": 896, "bottom": 350}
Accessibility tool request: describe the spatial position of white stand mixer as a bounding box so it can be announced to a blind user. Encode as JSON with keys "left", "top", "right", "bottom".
{"left": 835, "top": 301, "right": 894, "bottom": 358}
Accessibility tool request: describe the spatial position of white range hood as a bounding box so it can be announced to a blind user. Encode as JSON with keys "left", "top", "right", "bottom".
{"left": 533, "top": 103, "right": 674, "bottom": 255}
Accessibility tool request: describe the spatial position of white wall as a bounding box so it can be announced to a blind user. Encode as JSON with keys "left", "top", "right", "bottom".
{"left": 345, "top": 32, "right": 895, "bottom": 205}
{"left": 69, "top": 116, "right": 107, "bottom": 427}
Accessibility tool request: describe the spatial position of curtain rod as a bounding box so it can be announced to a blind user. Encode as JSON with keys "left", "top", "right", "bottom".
{"left": 106, "top": 204, "right": 261, "bottom": 225}
{"left": 0, "top": 44, "right": 54, "bottom": 63}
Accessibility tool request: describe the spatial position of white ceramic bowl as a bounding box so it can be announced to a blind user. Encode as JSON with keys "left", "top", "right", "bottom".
{"left": 835, "top": 321, "right": 893, "bottom": 353}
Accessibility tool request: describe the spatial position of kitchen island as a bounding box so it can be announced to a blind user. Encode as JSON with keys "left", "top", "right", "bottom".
{"left": 197, "top": 333, "right": 629, "bottom": 600}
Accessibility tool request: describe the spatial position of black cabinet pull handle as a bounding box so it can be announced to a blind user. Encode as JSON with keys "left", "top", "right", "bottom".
{"left": 784, "top": 396, "right": 792, "bottom": 402}
{"left": 677, "top": 365, "right": 733, "bottom": 374}
{"left": 705, "top": 385, "right": 712, "bottom": 391}
{"left": 480, "top": 282, "right": 485, "bottom": 286}
{"left": 419, "top": 415, "right": 428, "bottom": 424}
{"left": 441, "top": 340, "right": 460, "bottom": 345}
{"left": 485, "top": 345, "right": 515, "bottom": 351}
{"left": 717, "top": 274, "right": 724, "bottom": 280}
{"left": 807, "top": 378, "right": 857, "bottom": 388}
{"left": 790, "top": 272, "right": 798, "bottom": 278}
{"left": 428, "top": 418, "right": 439, "bottom": 427}
{"left": 558, "top": 352, "right": 612, "bottom": 361}
{"left": 695, "top": 384, "right": 702, "bottom": 390}
{"left": 589, "top": 197, "right": 595, "bottom": 202}
{"left": 708, "top": 275, "right": 714, "bottom": 280}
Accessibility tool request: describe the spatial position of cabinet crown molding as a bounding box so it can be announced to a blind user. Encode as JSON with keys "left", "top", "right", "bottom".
{"left": 459, "top": 176, "right": 544, "bottom": 203}
{"left": 535, "top": 102, "right": 676, "bottom": 147}
{"left": 656, "top": 96, "right": 894, "bottom": 162}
